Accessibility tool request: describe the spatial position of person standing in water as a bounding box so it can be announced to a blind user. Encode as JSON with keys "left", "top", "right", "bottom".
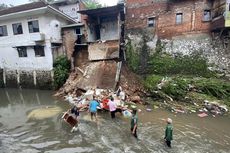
{"left": 89, "top": 96, "right": 100, "bottom": 121}
{"left": 131, "top": 109, "right": 138, "bottom": 138}
{"left": 164, "top": 118, "right": 173, "bottom": 148}
{"left": 108, "top": 97, "right": 117, "bottom": 119}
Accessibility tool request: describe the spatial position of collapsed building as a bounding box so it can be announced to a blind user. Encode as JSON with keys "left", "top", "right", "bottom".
{"left": 58, "top": 3, "right": 126, "bottom": 95}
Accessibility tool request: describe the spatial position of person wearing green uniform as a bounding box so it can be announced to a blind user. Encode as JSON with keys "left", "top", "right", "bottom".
{"left": 131, "top": 109, "right": 138, "bottom": 138}
{"left": 164, "top": 118, "right": 173, "bottom": 148}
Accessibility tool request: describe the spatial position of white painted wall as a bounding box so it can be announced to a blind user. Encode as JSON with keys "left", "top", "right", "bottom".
{"left": 59, "top": 3, "right": 81, "bottom": 22}
{"left": 0, "top": 12, "right": 69, "bottom": 71}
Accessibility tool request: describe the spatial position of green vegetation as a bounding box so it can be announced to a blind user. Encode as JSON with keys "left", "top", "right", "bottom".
{"left": 53, "top": 56, "right": 71, "bottom": 90}
{"left": 125, "top": 39, "right": 140, "bottom": 71}
{"left": 126, "top": 37, "right": 230, "bottom": 107}
{"left": 83, "top": 0, "right": 103, "bottom": 9}
{"left": 148, "top": 53, "right": 214, "bottom": 77}
{"left": 194, "top": 78, "right": 230, "bottom": 101}
{"left": 144, "top": 75, "right": 230, "bottom": 106}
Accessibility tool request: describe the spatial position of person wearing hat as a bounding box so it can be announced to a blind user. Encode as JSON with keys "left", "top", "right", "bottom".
{"left": 130, "top": 109, "right": 138, "bottom": 138}
{"left": 164, "top": 118, "right": 173, "bottom": 148}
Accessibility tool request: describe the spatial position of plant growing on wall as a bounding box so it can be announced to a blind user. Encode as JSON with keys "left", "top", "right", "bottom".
{"left": 125, "top": 38, "right": 140, "bottom": 72}
{"left": 82, "top": 0, "right": 103, "bottom": 9}
{"left": 53, "top": 56, "right": 71, "bottom": 90}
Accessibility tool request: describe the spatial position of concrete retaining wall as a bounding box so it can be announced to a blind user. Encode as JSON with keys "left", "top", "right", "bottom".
{"left": 0, "top": 69, "right": 53, "bottom": 89}
{"left": 126, "top": 32, "right": 230, "bottom": 74}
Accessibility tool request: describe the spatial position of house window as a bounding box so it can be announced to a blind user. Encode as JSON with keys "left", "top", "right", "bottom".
{"left": 12, "top": 23, "right": 23, "bottom": 35}
{"left": 17, "top": 47, "right": 27, "bottom": 57}
{"left": 148, "top": 17, "right": 155, "bottom": 27}
{"left": 176, "top": 13, "right": 183, "bottom": 24}
{"left": 0, "top": 25, "right": 8, "bottom": 37}
{"left": 203, "top": 10, "right": 211, "bottom": 21}
{"left": 76, "top": 27, "right": 81, "bottom": 35}
{"left": 28, "top": 20, "right": 39, "bottom": 33}
{"left": 34, "top": 46, "right": 45, "bottom": 57}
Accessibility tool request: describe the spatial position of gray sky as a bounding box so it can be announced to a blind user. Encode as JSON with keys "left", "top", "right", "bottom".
{"left": 2, "top": 0, "right": 118, "bottom": 6}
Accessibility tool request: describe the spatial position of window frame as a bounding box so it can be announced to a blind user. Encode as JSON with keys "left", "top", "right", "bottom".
{"left": 0, "top": 25, "right": 8, "bottom": 37}
{"left": 12, "top": 23, "right": 23, "bottom": 35}
{"left": 203, "top": 10, "right": 211, "bottom": 22}
{"left": 28, "top": 20, "right": 40, "bottom": 33}
{"left": 76, "top": 27, "right": 82, "bottom": 35}
{"left": 17, "top": 47, "right": 27, "bottom": 57}
{"left": 176, "top": 13, "right": 183, "bottom": 25}
{"left": 34, "top": 46, "right": 45, "bottom": 57}
{"left": 147, "top": 17, "right": 156, "bottom": 27}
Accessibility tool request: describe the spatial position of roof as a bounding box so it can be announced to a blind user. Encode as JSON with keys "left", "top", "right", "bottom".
{"left": 78, "top": 4, "right": 124, "bottom": 16}
{"left": 0, "top": 1, "right": 77, "bottom": 23}
{"left": 0, "top": 1, "right": 47, "bottom": 16}
{"left": 51, "top": 0, "right": 80, "bottom": 5}
{"left": 61, "top": 23, "right": 84, "bottom": 28}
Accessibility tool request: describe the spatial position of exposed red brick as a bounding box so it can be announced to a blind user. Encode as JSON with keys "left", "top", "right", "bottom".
{"left": 126, "top": 0, "right": 212, "bottom": 39}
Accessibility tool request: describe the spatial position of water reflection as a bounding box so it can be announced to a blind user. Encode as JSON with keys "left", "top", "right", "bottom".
{"left": 0, "top": 89, "right": 230, "bottom": 153}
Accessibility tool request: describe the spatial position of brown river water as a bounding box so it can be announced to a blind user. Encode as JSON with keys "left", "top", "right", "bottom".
{"left": 0, "top": 88, "right": 230, "bottom": 153}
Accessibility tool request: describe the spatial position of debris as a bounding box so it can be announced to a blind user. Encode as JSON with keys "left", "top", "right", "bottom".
{"left": 123, "top": 110, "right": 132, "bottom": 118}
{"left": 76, "top": 67, "right": 84, "bottom": 74}
{"left": 146, "top": 108, "right": 152, "bottom": 112}
{"left": 130, "top": 96, "right": 141, "bottom": 103}
{"left": 173, "top": 108, "right": 185, "bottom": 113}
{"left": 198, "top": 113, "right": 208, "bottom": 118}
{"left": 191, "top": 110, "right": 196, "bottom": 113}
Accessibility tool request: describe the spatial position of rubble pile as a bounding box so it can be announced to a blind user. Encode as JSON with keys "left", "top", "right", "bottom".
{"left": 55, "top": 63, "right": 146, "bottom": 104}
{"left": 118, "top": 64, "right": 146, "bottom": 101}
{"left": 63, "top": 87, "right": 138, "bottom": 115}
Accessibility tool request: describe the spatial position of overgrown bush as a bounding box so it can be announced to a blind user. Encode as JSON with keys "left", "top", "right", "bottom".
{"left": 144, "top": 75, "right": 163, "bottom": 91}
{"left": 148, "top": 52, "right": 214, "bottom": 77}
{"left": 161, "top": 78, "right": 189, "bottom": 100}
{"left": 53, "top": 56, "right": 70, "bottom": 90}
{"left": 194, "top": 78, "right": 230, "bottom": 100}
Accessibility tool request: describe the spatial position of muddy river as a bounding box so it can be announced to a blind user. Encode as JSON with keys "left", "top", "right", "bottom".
{"left": 0, "top": 89, "right": 230, "bottom": 153}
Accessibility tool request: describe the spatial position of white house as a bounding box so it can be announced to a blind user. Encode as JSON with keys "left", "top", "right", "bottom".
{"left": 0, "top": 1, "right": 76, "bottom": 88}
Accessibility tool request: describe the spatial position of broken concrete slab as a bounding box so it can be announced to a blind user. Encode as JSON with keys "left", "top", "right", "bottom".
{"left": 88, "top": 40, "right": 119, "bottom": 61}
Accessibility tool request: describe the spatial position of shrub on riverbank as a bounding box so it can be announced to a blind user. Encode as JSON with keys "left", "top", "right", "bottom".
{"left": 147, "top": 53, "right": 214, "bottom": 77}
{"left": 144, "top": 75, "right": 230, "bottom": 106}
{"left": 53, "top": 56, "right": 71, "bottom": 90}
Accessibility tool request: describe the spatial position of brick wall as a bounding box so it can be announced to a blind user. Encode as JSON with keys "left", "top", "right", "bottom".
{"left": 62, "top": 28, "right": 76, "bottom": 60}
{"left": 126, "top": 0, "right": 211, "bottom": 39}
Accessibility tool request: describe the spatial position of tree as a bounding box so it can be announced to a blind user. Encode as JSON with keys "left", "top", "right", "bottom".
{"left": 0, "top": 3, "right": 9, "bottom": 10}
{"left": 82, "top": 0, "right": 103, "bottom": 9}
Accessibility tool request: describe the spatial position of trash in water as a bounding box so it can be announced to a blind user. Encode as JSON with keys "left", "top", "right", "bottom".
{"left": 146, "top": 108, "right": 152, "bottom": 112}
{"left": 198, "top": 113, "right": 208, "bottom": 118}
{"left": 123, "top": 110, "right": 132, "bottom": 118}
{"left": 191, "top": 110, "right": 196, "bottom": 113}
